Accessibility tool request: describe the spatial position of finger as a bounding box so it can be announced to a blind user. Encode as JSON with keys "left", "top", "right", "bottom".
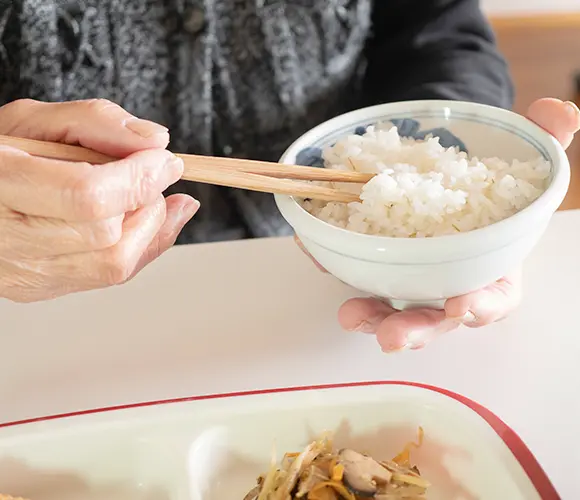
{"left": 128, "top": 194, "right": 200, "bottom": 279}
{"left": 338, "top": 297, "right": 395, "bottom": 333}
{"left": 374, "top": 309, "right": 457, "bottom": 353}
{"left": 0, "top": 147, "right": 183, "bottom": 220}
{"left": 444, "top": 271, "right": 523, "bottom": 328}
{"left": 526, "top": 98, "right": 580, "bottom": 149}
{"left": 91, "top": 195, "right": 169, "bottom": 286}
{"left": 0, "top": 197, "right": 168, "bottom": 302}
{"left": 294, "top": 235, "right": 328, "bottom": 273}
{"left": 42, "top": 196, "right": 168, "bottom": 293}
{"left": 0, "top": 210, "right": 124, "bottom": 258}
{"left": 0, "top": 99, "right": 169, "bottom": 157}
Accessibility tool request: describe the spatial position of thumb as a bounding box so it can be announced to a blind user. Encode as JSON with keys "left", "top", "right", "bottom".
{"left": 444, "top": 270, "right": 523, "bottom": 327}
{"left": 0, "top": 99, "right": 169, "bottom": 158}
{"left": 526, "top": 98, "right": 580, "bottom": 150}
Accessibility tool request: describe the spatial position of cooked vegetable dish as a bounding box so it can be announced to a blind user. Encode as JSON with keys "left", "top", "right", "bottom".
{"left": 244, "top": 428, "right": 429, "bottom": 499}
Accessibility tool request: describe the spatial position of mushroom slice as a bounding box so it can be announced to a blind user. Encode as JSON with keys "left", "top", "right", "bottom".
{"left": 338, "top": 449, "right": 393, "bottom": 497}
{"left": 272, "top": 442, "right": 321, "bottom": 500}
{"left": 296, "top": 464, "right": 329, "bottom": 497}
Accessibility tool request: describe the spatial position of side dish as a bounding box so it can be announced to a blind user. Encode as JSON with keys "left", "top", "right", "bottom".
{"left": 244, "top": 429, "right": 429, "bottom": 499}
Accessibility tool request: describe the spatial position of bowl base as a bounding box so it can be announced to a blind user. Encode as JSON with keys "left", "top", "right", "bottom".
{"left": 380, "top": 297, "right": 446, "bottom": 311}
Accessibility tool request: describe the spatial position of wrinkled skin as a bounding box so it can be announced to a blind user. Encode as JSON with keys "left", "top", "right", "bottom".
{"left": 0, "top": 95, "right": 577, "bottom": 328}
{"left": 297, "top": 98, "right": 580, "bottom": 352}
{"left": 0, "top": 99, "right": 199, "bottom": 302}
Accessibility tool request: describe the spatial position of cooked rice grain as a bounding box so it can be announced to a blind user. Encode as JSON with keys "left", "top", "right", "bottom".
{"left": 302, "top": 124, "right": 551, "bottom": 237}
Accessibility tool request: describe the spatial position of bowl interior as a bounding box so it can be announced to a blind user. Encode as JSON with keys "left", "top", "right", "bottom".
{"left": 286, "top": 109, "right": 551, "bottom": 171}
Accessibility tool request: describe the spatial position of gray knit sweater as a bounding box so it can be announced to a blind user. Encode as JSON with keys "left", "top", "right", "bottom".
{"left": 0, "top": 0, "right": 513, "bottom": 244}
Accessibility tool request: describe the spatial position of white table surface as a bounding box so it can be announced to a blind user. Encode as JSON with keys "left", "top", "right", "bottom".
{"left": 2, "top": 210, "right": 580, "bottom": 498}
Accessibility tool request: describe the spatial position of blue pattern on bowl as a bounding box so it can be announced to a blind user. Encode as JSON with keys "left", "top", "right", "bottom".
{"left": 295, "top": 146, "right": 325, "bottom": 168}
{"left": 390, "top": 118, "right": 468, "bottom": 152}
{"left": 295, "top": 118, "right": 468, "bottom": 168}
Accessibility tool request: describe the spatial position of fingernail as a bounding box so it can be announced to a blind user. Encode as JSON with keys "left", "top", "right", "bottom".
{"left": 406, "top": 329, "right": 429, "bottom": 346}
{"left": 160, "top": 156, "right": 184, "bottom": 186}
{"left": 180, "top": 198, "right": 200, "bottom": 221}
{"left": 172, "top": 199, "right": 199, "bottom": 231}
{"left": 382, "top": 343, "right": 411, "bottom": 354}
{"left": 352, "top": 321, "right": 376, "bottom": 334}
{"left": 125, "top": 118, "right": 169, "bottom": 138}
{"left": 403, "top": 327, "right": 438, "bottom": 349}
{"left": 449, "top": 311, "right": 476, "bottom": 324}
{"left": 403, "top": 324, "right": 450, "bottom": 349}
{"left": 166, "top": 154, "right": 184, "bottom": 172}
{"left": 351, "top": 315, "right": 384, "bottom": 334}
{"left": 564, "top": 101, "right": 580, "bottom": 119}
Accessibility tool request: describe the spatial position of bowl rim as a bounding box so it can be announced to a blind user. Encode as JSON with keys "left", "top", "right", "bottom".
{"left": 275, "top": 100, "right": 570, "bottom": 250}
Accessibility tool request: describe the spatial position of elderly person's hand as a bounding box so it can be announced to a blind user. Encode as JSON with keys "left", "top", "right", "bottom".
{"left": 0, "top": 99, "right": 199, "bottom": 303}
{"left": 298, "top": 98, "right": 580, "bottom": 352}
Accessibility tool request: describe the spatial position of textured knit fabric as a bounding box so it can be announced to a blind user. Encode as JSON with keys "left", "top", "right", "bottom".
{"left": 0, "top": 0, "right": 514, "bottom": 244}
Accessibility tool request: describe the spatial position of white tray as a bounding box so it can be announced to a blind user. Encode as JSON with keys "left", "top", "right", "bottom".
{"left": 0, "top": 382, "right": 559, "bottom": 500}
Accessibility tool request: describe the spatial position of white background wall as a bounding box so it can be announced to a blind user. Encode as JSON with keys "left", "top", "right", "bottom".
{"left": 481, "top": 0, "right": 580, "bottom": 15}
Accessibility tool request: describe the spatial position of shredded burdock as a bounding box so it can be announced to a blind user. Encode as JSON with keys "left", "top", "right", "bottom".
{"left": 244, "top": 428, "right": 429, "bottom": 499}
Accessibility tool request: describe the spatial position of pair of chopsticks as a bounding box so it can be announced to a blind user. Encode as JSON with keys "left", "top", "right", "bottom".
{"left": 0, "top": 135, "right": 372, "bottom": 203}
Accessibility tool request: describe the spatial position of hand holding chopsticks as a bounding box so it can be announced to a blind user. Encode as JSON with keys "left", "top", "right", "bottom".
{"left": 0, "top": 135, "right": 370, "bottom": 203}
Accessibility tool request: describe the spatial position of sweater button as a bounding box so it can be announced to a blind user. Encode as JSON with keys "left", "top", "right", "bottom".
{"left": 183, "top": 6, "right": 206, "bottom": 34}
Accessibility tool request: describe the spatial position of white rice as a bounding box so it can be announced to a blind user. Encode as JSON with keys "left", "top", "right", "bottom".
{"left": 302, "top": 123, "right": 551, "bottom": 237}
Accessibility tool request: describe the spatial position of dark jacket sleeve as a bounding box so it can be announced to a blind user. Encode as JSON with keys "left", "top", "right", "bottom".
{"left": 362, "top": 0, "right": 514, "bottom": 109}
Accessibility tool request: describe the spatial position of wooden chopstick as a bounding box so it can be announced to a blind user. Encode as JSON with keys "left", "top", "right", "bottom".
{"left": 179, "top": 153, "right": 373, "bottom": 184}
{"left": 0, "top": 135, "right": 368, "bottom": 202}
{"left": 182, "top": 163, "right": 360, "bottom": 202}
